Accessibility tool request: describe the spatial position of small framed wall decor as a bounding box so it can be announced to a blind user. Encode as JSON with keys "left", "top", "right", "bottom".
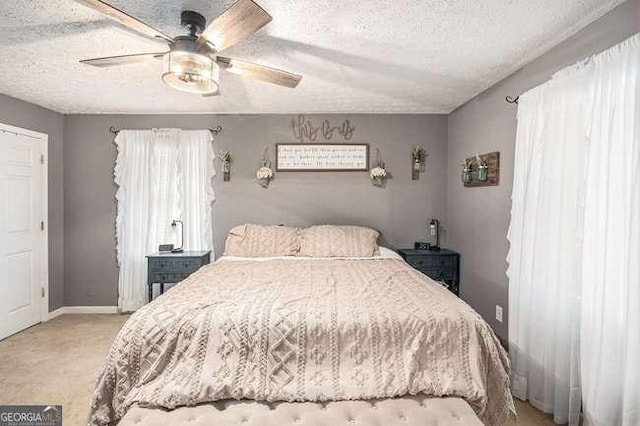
{"left": 461, "top": 151, "right": 500, "bottom": 187}
{"left": 276, "top": 143, "right": 369, "bottom": 172}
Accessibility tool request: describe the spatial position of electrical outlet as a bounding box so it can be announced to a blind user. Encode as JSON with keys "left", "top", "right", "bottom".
{"left": 495, "top": 305, "right": 503, "bottom": 323}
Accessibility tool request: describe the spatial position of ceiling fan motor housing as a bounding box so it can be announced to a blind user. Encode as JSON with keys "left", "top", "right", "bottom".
{"left": 172, "top": 36, "right": 201, "bottom": 53}
{"left": 181, "top": 11, "right": 207, "bottom": 36}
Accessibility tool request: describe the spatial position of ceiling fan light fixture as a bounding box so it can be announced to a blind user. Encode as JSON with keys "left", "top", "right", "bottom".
{"left": 161, "top": 50, "right": 219, "bottom": 95}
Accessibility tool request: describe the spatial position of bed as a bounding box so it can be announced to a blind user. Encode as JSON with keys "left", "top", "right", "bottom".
{"left": 89, "top": 225, "right": 511, "bottom": 425}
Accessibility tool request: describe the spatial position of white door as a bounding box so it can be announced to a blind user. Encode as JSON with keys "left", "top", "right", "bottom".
{"left": 0, "top": 125, "right": 48, "bottom": 340}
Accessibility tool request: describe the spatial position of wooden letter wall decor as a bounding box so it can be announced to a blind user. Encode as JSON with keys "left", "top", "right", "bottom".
{"left": 291, "top": 114, "right": 356, "bottom": 143}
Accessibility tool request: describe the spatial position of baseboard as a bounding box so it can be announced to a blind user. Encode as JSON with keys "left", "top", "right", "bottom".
{"left": 64, "top": 306, "right": 119, "bottom": 314}
{"left": 47, "top": 306, "right": 118, "bottom": 320}
{"left": 47, "top": 307, "right": 66, "bottom": 320}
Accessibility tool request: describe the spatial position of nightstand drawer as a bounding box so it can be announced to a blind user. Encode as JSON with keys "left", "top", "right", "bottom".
{"left": 148, "top": 259, "right": 175, "bottom": 272}
{"left": 151, "top": 272, "right": 178, "bottom": 283}
{"left": 174, "top": 258, "right": 203, "bottom": 273}
{"left": 418, "top": 268, "right": 455, "bottom": 281}
{"left": 406, "top": 256, "right": 455, "bottom": 269}
{"left": 150, "top": 272, "right": 195, "bottom": 283}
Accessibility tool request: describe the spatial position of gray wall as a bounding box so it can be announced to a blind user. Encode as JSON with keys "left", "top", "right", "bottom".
{"left": 63, "top": 114, "right": 447, "bottom": 306}
{"left": 0, "top": 94, "right": 65, "bottom": 311}
{"left": 446, "top": 0, "right": 640, "bottom": 339}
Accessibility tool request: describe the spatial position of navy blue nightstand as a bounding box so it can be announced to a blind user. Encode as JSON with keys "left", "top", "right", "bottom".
{"left": 398, "top": 248, "right": 461, "bottom": 296}
{"left": 146, "top": 251, "right": 211, "bottom": 302}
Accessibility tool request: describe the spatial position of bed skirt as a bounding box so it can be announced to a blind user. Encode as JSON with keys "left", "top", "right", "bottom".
{"left": 117, "top": 395, "right": 483, "bottom": 426}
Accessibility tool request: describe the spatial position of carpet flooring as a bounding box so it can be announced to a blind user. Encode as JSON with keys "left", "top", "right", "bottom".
{"left": 0, "top": 314, "right": 557, "bottom": 425}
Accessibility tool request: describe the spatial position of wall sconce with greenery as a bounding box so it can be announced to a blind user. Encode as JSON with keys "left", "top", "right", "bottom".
{"left": 476, "top": 154, "right": 489, "bottom": 182}
{"left": 370, "top": 148, "right": 389, "bottom": 187}
{"left": 460, "top": 158, "right": 473, "bottom": 184}
{"left": 460, "top": 151, "right": 500, "bottom": 187}
{"left": 411, "top": 145, "right": 426, "bottom": 180}
{"left": 256, "top": 147, "right": 274, "bottom": 188}
{"left": 219, "top": 150, "right": 231, "bottom": 181}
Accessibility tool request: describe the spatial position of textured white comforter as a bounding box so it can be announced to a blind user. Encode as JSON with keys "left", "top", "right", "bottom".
{"left": 89, "top": 257, "right": 510, "bottom": 425}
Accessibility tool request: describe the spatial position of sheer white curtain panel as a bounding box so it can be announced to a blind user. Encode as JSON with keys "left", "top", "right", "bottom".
{"left": 508, "top": 33, "right": 639, "bottom": 426}
{"left": 114, "top": 129, "right": 214, "bottom": 312}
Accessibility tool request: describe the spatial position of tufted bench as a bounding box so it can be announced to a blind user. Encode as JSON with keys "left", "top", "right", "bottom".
{"left": 117, "top": 395, "right": 482, "bottom": 426}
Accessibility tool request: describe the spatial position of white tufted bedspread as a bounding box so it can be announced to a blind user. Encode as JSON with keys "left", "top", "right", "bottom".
{"left": 88, "top": 258, "right": 510, "bottom": 425}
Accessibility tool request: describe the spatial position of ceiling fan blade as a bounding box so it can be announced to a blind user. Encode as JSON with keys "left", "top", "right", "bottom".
{"left": 73, "top": 0, "right": 173, "bottom": 42}
{"left": 217, "top": 57, "right": 302, "bottom": 88}
{"left": 198, "top": 0, "right": 272, "bottom": 52}
{"left": 80, "top": 52, "right": 166, "bottom": 67}
{"left": 202, "top": 91, "right": 221, "bottom": 98}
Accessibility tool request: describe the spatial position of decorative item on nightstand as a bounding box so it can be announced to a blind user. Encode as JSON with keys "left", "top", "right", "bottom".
{"left": 428, "top": 218, "right": 440, "bottom": 251}
{"left": 398, "top": 248, "right": 461, "bottom": 296}
{"left": 146, "top": 250, "right": 211, "bottom": 302}
{"left": 170, "top": 219, "right": 184, "bottom": 253}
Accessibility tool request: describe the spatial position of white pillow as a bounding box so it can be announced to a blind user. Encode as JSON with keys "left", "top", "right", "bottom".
{"left": 224, "top": 224, "right": 300, "bottom": 257}
{"left": 299, "top": 225, "right": 380, "bottom": 257}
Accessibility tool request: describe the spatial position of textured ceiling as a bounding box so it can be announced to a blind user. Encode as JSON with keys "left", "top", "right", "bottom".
{"left": 0, "top": 0, "right": 624, "bottom": 114}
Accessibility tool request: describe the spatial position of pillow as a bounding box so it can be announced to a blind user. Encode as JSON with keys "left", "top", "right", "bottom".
{"left": 299, "top": 225, "right": 380, "bottom": 257}
{"left": 224, "top": 224, "right": 300, "bottom": 257}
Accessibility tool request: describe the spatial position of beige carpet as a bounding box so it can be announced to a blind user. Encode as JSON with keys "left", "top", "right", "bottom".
{"left": 0, "top": 314, "right": 556, "bottom": 426}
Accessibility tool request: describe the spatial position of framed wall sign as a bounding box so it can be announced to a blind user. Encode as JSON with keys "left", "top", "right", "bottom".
{"left": 276, "top": 143, "right": 369, "bottom": 171}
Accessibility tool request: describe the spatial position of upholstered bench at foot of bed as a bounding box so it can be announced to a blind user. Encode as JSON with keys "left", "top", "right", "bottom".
{"left": 117, "top": 395, "right": 483, "bottom": 426}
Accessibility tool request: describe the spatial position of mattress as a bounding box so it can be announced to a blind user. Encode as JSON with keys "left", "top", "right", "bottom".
{"left": 90, "top": 252, "right": 510, "bottom": 425}
{"left": 118, "top": 395, "right": 483, "bottom": 426}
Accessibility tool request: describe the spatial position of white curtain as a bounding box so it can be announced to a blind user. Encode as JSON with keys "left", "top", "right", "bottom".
{"left": 114, "top": 129, "right": 215, "bottom": 312}
{"left": 178, "top": 134, "right": 216, "bottom": 251}
{"left": 507, "top": 63, "right": 588, "bottom": 425}
{"left": 508, "top": 33, "right": 639, "bottom": 426}
{"left": 580, "top": 35, "right": 640, "bottom": 426}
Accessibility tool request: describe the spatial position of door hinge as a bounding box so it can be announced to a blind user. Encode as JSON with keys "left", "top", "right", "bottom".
{"left": 40, "top": 221, "right": 44, "bottom": 231}
{"left": 40, "top": 154, "right": 44, "bottom": 165}
{"left": 41, "top": 288, "right": 45, "bottom": 298}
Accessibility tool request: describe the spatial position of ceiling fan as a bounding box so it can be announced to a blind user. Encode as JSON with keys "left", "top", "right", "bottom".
{"left": 75, "top": 0, "right": 302, "bottom": 95}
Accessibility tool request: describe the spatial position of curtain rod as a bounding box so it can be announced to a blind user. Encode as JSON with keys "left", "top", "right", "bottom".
{"left": 505, "top": 96, "right": 519, "bottom": 105}
{"left": 109, "top": 125, "right": 223, "bottom": 136}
